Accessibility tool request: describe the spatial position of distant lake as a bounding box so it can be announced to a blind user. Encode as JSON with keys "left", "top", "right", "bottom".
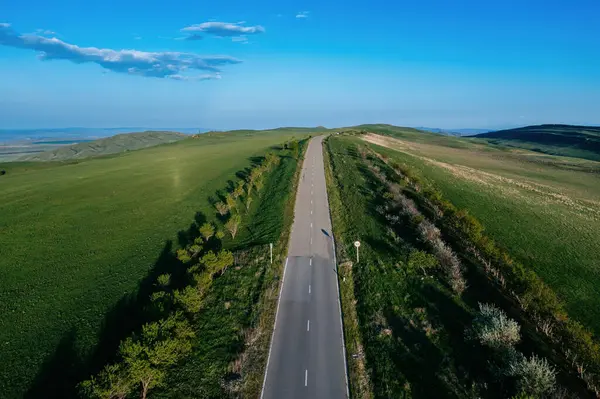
{"left": 34, "top": 140, "right": 94, "bottom": 145}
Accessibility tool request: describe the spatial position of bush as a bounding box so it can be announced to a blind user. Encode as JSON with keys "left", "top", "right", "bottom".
{"left": 405, "top": 250, "right": 438, "bottom": 276}
{"left": 508, "top": 354, "right": 556, "bottom": 397}
{"left": 468, "top": 303, "right": 521, "bottom": 351}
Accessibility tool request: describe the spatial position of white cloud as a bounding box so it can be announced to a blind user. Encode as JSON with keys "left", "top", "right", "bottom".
{"left": 181, "top": 21, "right": 265, "bottom": 37}
{"left": 296, "top": 11, "right": 310, "bottom": 19}
{"left": 0, "top": 24, "right": 241, "bottom": 80}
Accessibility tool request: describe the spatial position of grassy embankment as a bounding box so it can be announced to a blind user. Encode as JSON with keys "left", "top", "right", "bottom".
{"left": 359, "top": 125, "right": 600, "bottom": 334}
{"left": 0, "top": 128, "right": 312, "bottom": 398}
{"left": 325, "top": 134, "right": 597, "bottom": 398}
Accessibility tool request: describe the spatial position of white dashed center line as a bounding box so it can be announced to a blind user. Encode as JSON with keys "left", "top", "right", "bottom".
{"left": 307, "top": 320, "right": 310, "bottom": 331}
{"left": 305, "top": 370, "right": 308, "bottom": 386}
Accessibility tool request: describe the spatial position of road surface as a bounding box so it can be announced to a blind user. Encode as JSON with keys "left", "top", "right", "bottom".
{"left": 261, "top": 136, "right": 348, "bottom": 399}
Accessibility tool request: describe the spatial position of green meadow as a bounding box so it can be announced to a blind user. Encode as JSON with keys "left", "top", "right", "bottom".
{"left": 0, "top": 128, "right": 313, "bottom": 398}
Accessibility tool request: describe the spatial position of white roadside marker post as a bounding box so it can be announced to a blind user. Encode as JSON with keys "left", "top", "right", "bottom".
{"left": 270, "top": 243, "right": 273, "bottom": 264}
{"left": 354, "top": 240, "right": 361, "bottom": 263}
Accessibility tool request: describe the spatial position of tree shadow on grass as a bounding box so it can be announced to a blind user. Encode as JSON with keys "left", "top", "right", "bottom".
{"left": 25, "top": 328, "right": 82, "bottom": 399}
{"left": 26, "top": 212, "right": 211, "bottom": 398}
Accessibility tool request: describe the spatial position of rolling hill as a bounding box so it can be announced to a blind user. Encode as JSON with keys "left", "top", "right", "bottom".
{"left": 17, "top": 131, "right": 188, "bottom": 161}
{"left": 474, "top": 124, "right": 600, "bottom": 161}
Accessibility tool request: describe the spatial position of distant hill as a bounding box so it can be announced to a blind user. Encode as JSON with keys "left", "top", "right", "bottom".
{"left": 474, "top": 124, "right": 600, "bottom": 161}
{"left": 416, "top": 127, "right": 493, "bottom": 136}
{"left": 18, "top": 131, "right": 188, "bottom": 161}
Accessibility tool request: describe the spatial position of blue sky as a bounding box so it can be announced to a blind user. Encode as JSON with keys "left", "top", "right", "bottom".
{"left": 1, "top": 0, "right": 599, "bottom": 129}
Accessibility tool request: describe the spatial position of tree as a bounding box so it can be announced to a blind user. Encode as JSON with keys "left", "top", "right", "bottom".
{"left": 79, "top": 363, "right": 133, "bottom": 399}
{"left": 189, "top": 244, "right": 202, "bottom": 256}
{"left": 225, "top": 214, "right": 241, "bottom": 239}
{"left": 246, "top": 196, "right": 253, "bottom": 210}
{"left": 234, "top": 180, "right": 245, "bottom": 198}
{"left": 199, "top": 222, "right": 215, "bottom": 242}
{"left": 176, "top": 248, "right": 191, "bottom": 263}
{"left": 119, "top": 315, "right": 194, "bottom": 399}
{"left": 216, "top": 229, "right": 225, "bottom": 240}
{"left": 467, "top": 303, "right": 521, "bottom": 351}
{"left": 265, "top": 152, "right": 280, "bottom": 168}
{"left": 225, "top": 193, "right": 236, "bottom": 212}
{"left": 405, "top": 250, "right": 438, "bottom": 276}
{"left": 288, "top": 140, "right": 299, "bottom": 157}
{"left": 215, "top": 201, "right": 229, "bottom": 216}
{"left": 201, "top": 250, "right": 234, "bottom": 275}
{"left": 254, "top": 177, "right": 264, "bottom": 195}
{"left": 248, "top": 167, "right": 263, "bottom": 193}
{"left": 174, "top": 286, "right": 203, "bottom": 314}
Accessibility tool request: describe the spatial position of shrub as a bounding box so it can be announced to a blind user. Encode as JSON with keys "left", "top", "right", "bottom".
{"left": 156, "top": 274, "right": 171, "bottom": 288}
{"left": 468, "top": 303, "right": 521, "bottom": 351}
{"left": 508, "top": 354, "right": 556, "bottom": 397}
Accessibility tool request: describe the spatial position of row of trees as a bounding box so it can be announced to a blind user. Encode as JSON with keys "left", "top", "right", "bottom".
{"left": 213, "top": 152, "right": 281, "bottom": 240}
{"left": 81, "top": 222, "right": 236, "bottom": 397}
{"left": 80, "top": 148, "right": 288, "bottom": 398}
{"left": 364, "top": 153, "right": 467, "bottom": 295}
{"left": 81, "top": 244, "right": 234, "bottom": 399}
{"left": 379, "top": 152, "right": 600, "bottom": 394}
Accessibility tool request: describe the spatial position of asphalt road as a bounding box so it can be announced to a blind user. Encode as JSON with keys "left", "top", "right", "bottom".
{"left": 261, "top": 136, "right": 348, "bottom": 399}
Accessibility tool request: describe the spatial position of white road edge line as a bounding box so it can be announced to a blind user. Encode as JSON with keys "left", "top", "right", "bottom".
{"left": 305, "top": 369, "right": 308, "bottom": 386}
{"left": 260, "top": 256, "right": 289, "bottom": 399}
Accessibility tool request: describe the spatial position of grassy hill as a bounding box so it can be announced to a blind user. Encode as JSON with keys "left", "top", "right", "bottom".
{"left": 17, "top": 131, "right": 188, "bottom": 161}
{"left": 474, "top": 124, "right": 600, "bottom": 161}
{"left": 325, "top": 133, "right": 599, "bottom": 398}
{"left": 0, "top": 128, "right": 312, "bottom": 398}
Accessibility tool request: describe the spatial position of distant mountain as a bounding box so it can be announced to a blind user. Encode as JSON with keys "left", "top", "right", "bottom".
{"left": 474, "top": 124, "right": 600, "bottom": 161}
{"left": 18, "top": 131, "right": 188, "bottom": 161}
{"left": 415, "top": 127, "right": 494, "bottom": 136}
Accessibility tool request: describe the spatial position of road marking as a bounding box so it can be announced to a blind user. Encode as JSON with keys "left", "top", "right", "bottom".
{"left": 261, "top": 257, "right": 290, "bottom": 399}
{"left": 309, "top": 258, "right": 312, "bottom": 266}
{"left": 307, "top": 320, "right": 310, "bottom": 331}
{"left": 309, "top": 284, "right": 311, "bottom": 294}
{"left": 310, "top": 222, "right": 312, "bottom": 228}
{"left": 311, "top": 199, "right": 313, "bottom": 204}
{"left": 311, "top": 210, "right": 313, "bottom": 215}
{"left": 305, "top": 370, "right": 308, "bottom": 386}
{"left": 310, "top": 236, "right": 312, "bottom": 245}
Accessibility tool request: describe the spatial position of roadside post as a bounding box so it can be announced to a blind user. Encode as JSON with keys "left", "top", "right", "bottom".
{"left": 270, "top": 243, "right": 273, "bottom": 264}
{"left": 354, "top": 241, "right": 361, "bottom": 263}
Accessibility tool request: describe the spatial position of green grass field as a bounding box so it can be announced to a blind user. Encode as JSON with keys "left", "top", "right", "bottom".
{"left": 0, "top": 129, "right": 312, "bottom": 398}
{"left": 324, "top": 135, "right": 594, "bottom": 398}
{"left": 359, "top": 127, "right": 600, "bottom": 335}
